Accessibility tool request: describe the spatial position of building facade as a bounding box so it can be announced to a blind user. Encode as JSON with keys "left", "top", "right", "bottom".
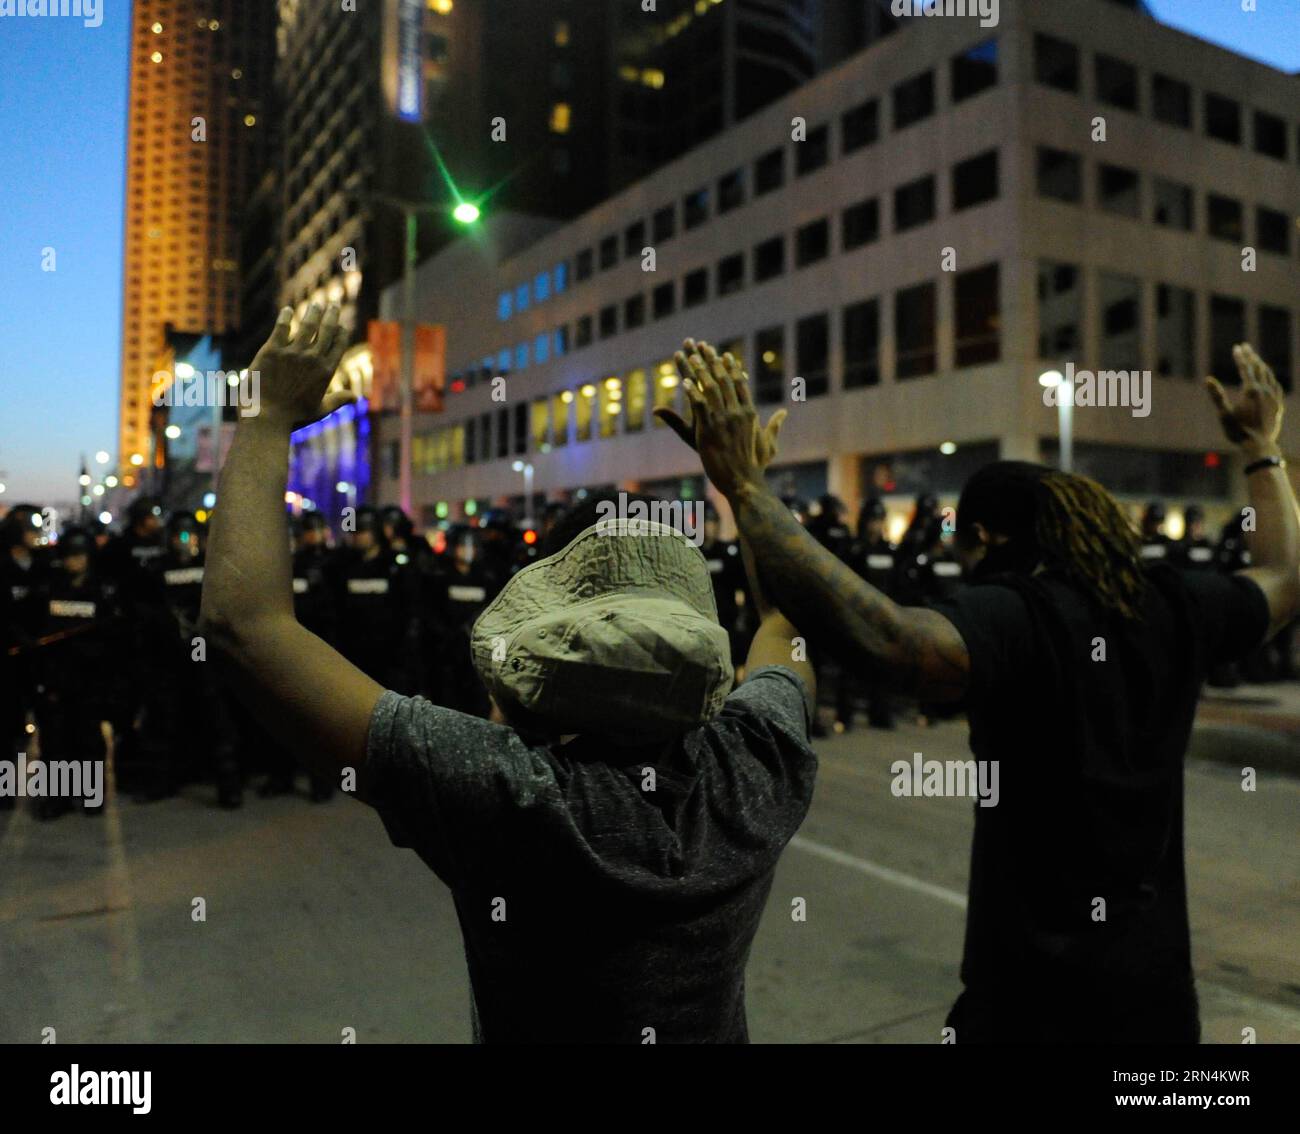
{"left": 366, "top": 0, "right": 1298, "bottom": 537}
{"left": 117, "top": 0, "right": 275, "bottom": 487}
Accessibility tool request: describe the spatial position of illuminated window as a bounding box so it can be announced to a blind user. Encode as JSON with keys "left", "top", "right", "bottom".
{"left": 554, "top": 20, "right": 570, "bottom": 47}
{"left": 575, "top": 385, "right": 594, "bottom": 441}
{"left": 625, "top": 369, "right": 647, "bottom": 433}
{"left": 429, "top": 0, "right": 454, "bottom": 13}
{"left": 653, "top": 361, "right": 679, "bottom": 427}
{"left": 641, "top": 69, "right": 665, "bottom": 89}
{"left": 531, "top": 398, "right": 550, "bottom": 450}
{"left": 551, "top": 391, "right": 571, "bottom": 447}
{"left": 550, "top": 103, "right": 571, "bottom": 134}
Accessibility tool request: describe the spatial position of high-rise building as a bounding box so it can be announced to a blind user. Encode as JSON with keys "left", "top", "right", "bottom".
{"left": 275, "top": 0, "right": 612, "bottom": 339}
{"left": 117, "top": 0, "right": 275, "bottom": 485}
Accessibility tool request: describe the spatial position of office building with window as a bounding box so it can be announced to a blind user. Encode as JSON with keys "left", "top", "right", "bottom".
{"left": 371, "top": 0, "right": 1300, "bottom": 536}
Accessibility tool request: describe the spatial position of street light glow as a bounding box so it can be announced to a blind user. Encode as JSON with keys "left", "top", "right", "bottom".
{"left": 453, "top": 202, "right": 481, "bottom": 225}
{"left": 95, "top": 450, "right": 110, "bottom": 464}
{"left": 165, "top": 425, "right": 182, "bottom": 439}
{"left": 940, "top": 441, "right": 957, "bottom": 455}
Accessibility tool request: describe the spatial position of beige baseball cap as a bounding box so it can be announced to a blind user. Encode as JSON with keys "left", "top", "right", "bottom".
{"left": 471, "top": 518, "right": 734, "bottom": 742}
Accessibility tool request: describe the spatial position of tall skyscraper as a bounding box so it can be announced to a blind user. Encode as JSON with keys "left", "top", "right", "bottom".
{"left": 117, "top": 0, "right": 275, "bottom": 486}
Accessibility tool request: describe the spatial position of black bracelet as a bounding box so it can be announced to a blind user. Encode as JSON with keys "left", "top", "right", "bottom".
{"left": 1244, "top": 454, "right": 1286, "bottom": 475}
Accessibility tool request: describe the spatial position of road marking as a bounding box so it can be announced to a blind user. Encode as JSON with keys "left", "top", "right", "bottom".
{"left": 790, "top": 835, "right": 968, "bottom": 910}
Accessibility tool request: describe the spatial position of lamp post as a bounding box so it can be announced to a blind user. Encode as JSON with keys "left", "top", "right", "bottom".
{"left": 1039, "top": 369, "right": 1073, "bottom": 473}
{"left": 372, "top": 191, "right": 482, "bottom": 516}
{"left": 512, "top": 461, "right": 534, "bottom": 526}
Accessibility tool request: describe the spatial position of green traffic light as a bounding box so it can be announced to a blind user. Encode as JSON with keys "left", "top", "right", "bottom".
{"left": 453, "top": 202, "right": 481, "bottom": 225}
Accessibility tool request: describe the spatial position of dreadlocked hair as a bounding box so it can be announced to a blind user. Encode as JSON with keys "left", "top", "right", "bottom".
{"left": 1036, "top": 472, "right": 1148, "bottom": 621}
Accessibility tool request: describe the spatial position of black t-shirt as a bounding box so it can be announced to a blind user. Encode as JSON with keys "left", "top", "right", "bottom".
{"left": 933, "top": 567, "right": 1269, "bottom": 1034}
{"left": 362, "top": 665, "right": 816, "bottom": 1044}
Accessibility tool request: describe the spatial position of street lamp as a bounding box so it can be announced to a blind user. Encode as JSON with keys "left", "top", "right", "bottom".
{"left": 1039, "top": 369, "right": 1072, "bottom": 473}
{"left": 512, "top": 461, "right": 534, "bottom": 525}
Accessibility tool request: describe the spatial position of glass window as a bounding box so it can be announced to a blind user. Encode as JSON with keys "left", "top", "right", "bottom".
{"left": 795, "top": 218, "right": 830, "bottom": 267}
{"left": 1152, "top": 74, "right": 1191, "bottom": 128}
{"left": 717, "top": 252, "right": 745, "bottom": 296}
{"left": 1037, "top": 260, "right": 1081, "bottom": 358}
{"left": 1207, "top": 194, "right": 1243, "bottom": 242}
{"left": 843, "top": 299, "right": 880, "bottom": 389}
{"left": 1153, "top": 177, "right": 1193, "bottom": 230}
{"left": 841, "top": 98, "right": 878, "bottom": 154}
{"left": 575, "top": 384, "right": 594, "bottom": 441}
{"left": 843, "top": 197, "right": 880, "bottom": 250}
{"left": 684, "top": 187, "right": 709, "bottom": 229}
{"left": 892, "top": 71, "right": 934, "bottom": 130}
{"left": 554, "top": 325, "right": 569, "bottom": 356}
{"left": 1254, "top": 110, "right": 1288, "bottom": 160}
{"left": 1034, "top": 34, "right": 1079, "bottom": 92}
{"left": 599, "top": 235, "right": 618, "bottom": 269}
{"left": 1210, "top": 296, "right": 1246, "bottom": 384}
{"left": 1095, "top": 54, "right": 1138, "bottom": 110}
{"left": 1205, "top": 93, "right": 1241, "bottom": 145}
{"left": 952, "top": 38, "right": 998, "bottom": 103}
{"left": 653, "top": 204, "right": 676, "bottom": 242}
{"left": 624, "top": 293, "right": 646, "bottom": 329}
{"left": 652, "top": 360, "right": 679, "bottom": 428}
{"left": 894, "top": 175, "right": 936, "bottom": 232}
{"left": 598, "top": 378, "right": 620, "bottom": 439}
{"left": 497, "top": 291, "right": 513, "bottom": 321}
{"left": 1037, "top": 146, "right": 1082, "bottom": 202}
{"left": 755, "top": 326, "right": 786, "bottom": 404}
{"left": 531, "top": 397, "right": 550, "bottom": 451}
{"left": 497, "top": 348, "right": 512, "bottom": 374}
{"left": 1260, "top": 306, "right": 1293, "bottom": 392}
{"left": 575, "top": 315, "right": 593, "bottom": 348}
{"left": 755, "top": 147, "right": 785, "bottom": 195}
{"left": 625, "top": 369, "right": 647, "bottom": 433}
{"left": 796, "top": 313, "right": 829, "bottom": 398}
{"left": 718, "top": 169, "right": 745, "bottom": 213}
{"left": 534, "top": 333, "right": 550, "bottom": 365}
{"left": 575, "top": 248, "right": 593, "bottom": 280}
{"left": 754, "top": 235, "right": 785, "bottom": 282}
{"left": 1156, "top": 284, "right": 1196, "bottom": 379}
{"left": 796, "top": 124, "right": 830, "bottom": 175}
{"left": 551, "top": 390, "right": 571, "bottom": 446}
{"left": 624, "top": 219, "right": 646, "bottom": 258}
{"left": 895, "top": 282, "right": 937, "bottom": 379}
{"left": 496, "top": 408, "right": 510, "bottom": 459}
{"left": 514, "top": 343, "right": 529, "bottom": 371}
{"left": 952, "top": 149, "right": 998, "bottom": 210}
{"left": 1258, "top": 206, "right": 1291, "bottom": 255}
{"left": 684, "top": 268, "right": 709, "bottom": 308}
{"left": 515, "top": 282, "right": 531, "bottom": 312}
{"left": 1098, "top": 164, "right": 1140, "bottom": 217}
{"left": 599, "top": 304, "right": 618, "bottom": 339}
{"left": 652, "top": 281, "right": 676, "bottom": 319}
{"left": 464, "top": 417, "right": 477, "bottom": 464}
{"left": 1099, "top": 272, "right": 1141, "bottom": 372}
{"left": 955, "top": 263, "right": 1000, "bottom": 367}
{"left": 554, "top": 261, "right": 568, "bottom": 293}
{"left": 534, "top": 271, "right": 551, "bottom": 303}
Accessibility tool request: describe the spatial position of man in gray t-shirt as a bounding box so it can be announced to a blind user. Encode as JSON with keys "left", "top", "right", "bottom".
{"left": 364, "top": 663, "right": 813, "bottom": 1043}
{"left": 198, "top": 311, "right": 816, "bottom": 1044}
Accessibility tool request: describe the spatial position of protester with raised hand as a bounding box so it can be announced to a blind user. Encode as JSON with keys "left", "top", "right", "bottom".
{"left": 660, "top": 338, "right": 1298, "bottom": 1043}
{"left": 201, "top": 304, "right": 819, "bottom": 1044}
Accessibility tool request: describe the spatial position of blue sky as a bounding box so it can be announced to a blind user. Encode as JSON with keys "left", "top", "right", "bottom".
{"left": 0, "top": 0, "right": 1296, "bottom": 506}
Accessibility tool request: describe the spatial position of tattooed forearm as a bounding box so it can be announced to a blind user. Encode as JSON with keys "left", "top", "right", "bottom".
{"left": 729, "top": 481, "right": 969, "bottom": 701}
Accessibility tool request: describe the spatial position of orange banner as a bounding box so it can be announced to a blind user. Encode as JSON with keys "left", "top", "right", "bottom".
{"left": 414, "top": 324, "right": 446, "bottom": 413}
{"left": 367, "top": 320, "right": 401, "bottom": 412}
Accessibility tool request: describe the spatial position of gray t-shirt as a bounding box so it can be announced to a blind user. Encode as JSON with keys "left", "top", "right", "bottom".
{"left": 362, "top": 665, "right": 816, "bottom": 1043}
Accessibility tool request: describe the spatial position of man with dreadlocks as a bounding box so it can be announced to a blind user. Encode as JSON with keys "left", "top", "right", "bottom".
{"left": 663, "top": 339, "right": 1298, "bottom": 1044}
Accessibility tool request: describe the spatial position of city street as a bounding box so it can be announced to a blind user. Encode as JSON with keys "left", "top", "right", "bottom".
{"left": 3, "top": 709, "right": 1296, "bottom": 1045}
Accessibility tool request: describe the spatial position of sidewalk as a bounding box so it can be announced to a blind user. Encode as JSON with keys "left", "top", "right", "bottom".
{"left": 1193, "top": 681, "right": 1300, "bottom": 775}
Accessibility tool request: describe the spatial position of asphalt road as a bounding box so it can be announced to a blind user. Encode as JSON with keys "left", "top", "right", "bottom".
{"left": 1, "top": 715, "right": 1297, "bottom": 1044}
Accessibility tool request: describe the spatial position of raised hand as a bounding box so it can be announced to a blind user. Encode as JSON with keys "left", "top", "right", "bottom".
{"left": 248, "top": 303, "right": 355, "bottom": 428}
{"left": 1205, "top": 342, "right": 1284, "bottom": 457}
{"left": 654, "top": 338, "right": 786, "bottom": 499}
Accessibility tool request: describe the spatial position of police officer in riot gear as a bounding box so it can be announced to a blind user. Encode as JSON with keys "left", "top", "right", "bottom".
{"left": 1174, "top": 505, "right": 1215, "bottom": 571}
{"left": 1139, "top": 501, "right": 1173, "bottom": 564}
{"left": 850, "top": 498, "right": 898, "bottom": 729}
{"left": 32, "top": 527, "right": 120, "bottom": 819}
